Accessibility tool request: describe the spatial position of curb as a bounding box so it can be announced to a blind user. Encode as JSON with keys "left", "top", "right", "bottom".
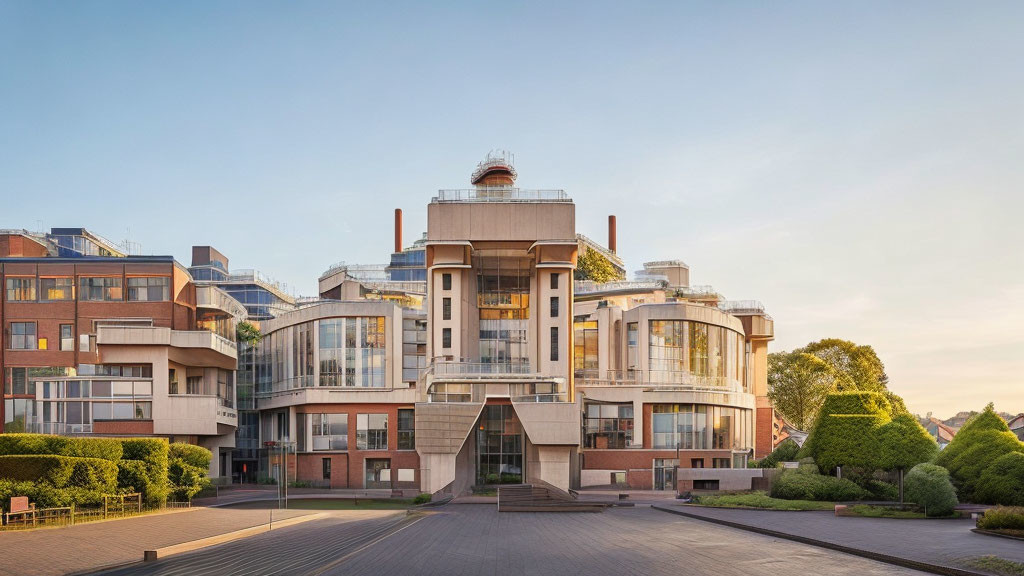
{"left": 143, "top": 512, "right": 328, "bottom": 561}
{"left": 652, "top": 505, "right": 986, "bottom": 576}
{"left": 971, "top": 528, "right": 1024, "bottom": 542}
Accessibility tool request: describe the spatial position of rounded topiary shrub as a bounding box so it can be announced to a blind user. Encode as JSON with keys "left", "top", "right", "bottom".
{"left": 770, "top": 469, "right": 867, "bottom": 501}
{"left": 975, "top": 452, "right": 1024, "bottom": 506}
{"left": 904, "top": 463, "right": 958, "bottom": 517}
{"left": 934, "top": 404, "right": 1024, "bottom": 503}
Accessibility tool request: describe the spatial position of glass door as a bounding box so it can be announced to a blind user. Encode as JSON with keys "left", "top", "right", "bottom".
{"left": 653, "top": 458, "right": 678, "bottom": 491}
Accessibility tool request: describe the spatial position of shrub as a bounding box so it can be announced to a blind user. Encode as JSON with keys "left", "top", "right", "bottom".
{"left": 934, "top": 404, "right": 1024, "bottom": 503}
{"left": 120, "top": 438, "right": 170, "bottom": 506}
{"left": 864, "top": 480, "right": 899, "bottom": 501}
{"left": 904, "top": 463, "right": 958, "bottom": 517}
{"left": 0, "top": 434, "right": 123, "bottom": 461}
{"left": 169, "top": 443, "right": 212, "bottom": 470}
{"left": 799, "top": 392, "right": 892, "bottom": 474}
{"left": 117, "top": 460, "right": 156, "bottom": 501}
{"left": 168, "top": 459, "right": 208, "bottom": 502}
{"left": 977, "top": 507, "right": 1024, "bottom": 531}
{"left": 758, "top": 439, "right": 800, "bottom": 469}
{"left": 412, "top": 493, "right": 431, "bottom": 505}
{"left": 0, "top": 455, "right": 117, "bottom": 492}
{"left": 256, "top": 475, "right": 277, "bottom": 485}
{"left": 0, "top": 479, "right": 106, "bottom": 510}
{"left": 975, "top": 452, "right": 1024, "bottom": 506}
{"left": 877, "top": 414, "right": 938, "bottom": 472}
{"left": 770, "top": 469, "right": 867, "bottom": 501}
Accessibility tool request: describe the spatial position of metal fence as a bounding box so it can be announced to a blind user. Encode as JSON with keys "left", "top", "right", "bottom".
{"left": 0, "top": 493, "right": 187, "bottom": 530}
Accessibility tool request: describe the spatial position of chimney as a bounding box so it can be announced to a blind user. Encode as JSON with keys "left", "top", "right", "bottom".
{"left": 608, "top": 215, "right": 617, "bottom": 253}
{"left": 394, "top": 209, "right": 403, "bottom": 253}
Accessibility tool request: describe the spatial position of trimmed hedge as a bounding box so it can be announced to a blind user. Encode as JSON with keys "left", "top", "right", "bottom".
{"left": 877, "top": 414, "right": 938, "bottom": 471}
{"left": 169, "top": 443, "right": 212, "bottom": 470}
{"left": 934, "top": 404, "right": 1024, "bottom": 503}
{"left": 977, "top": 507, "right": 1024, "bottom": 531}
{"left": 799, "top": 392, "right": 892, "bottom": 474}
{"left": 905, "top": 463, "right": 958, "bottom": 517}
{"left": 975, "top": 452, "right": 1024, "bottom": 506}
{"left": 121, "top": 438, "right": 170, "bottom": 507}
{"left": 0, "top": 434, "right": 123, "bottom": 461}
{"left": 757, "top": 439, "right": 800, "bottom": 469}
{"left": 0, "top": 479, "right": 106, "bottom": 511}
{"left": 168, "top": 443, "right": 211, "bottom": 502}
{"left": 0, "top": 455, "right": 117, "bottom": 493}
{"left": 770, "top": 468, "right": 867, "bottom": 501}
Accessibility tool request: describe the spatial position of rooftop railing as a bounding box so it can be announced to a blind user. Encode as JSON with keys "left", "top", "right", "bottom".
{"left": 574, "top": 280, "right": 665, "bottom": 294}
{"left": 432, "top": 188, "right": 570, "bottom": 203}
{"left": 719, "top": 300, "right": 773, "bottom": 319}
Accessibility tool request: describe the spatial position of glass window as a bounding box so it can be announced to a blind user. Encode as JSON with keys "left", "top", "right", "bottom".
{"left": 398, "top": 409, "right": 415, "bottom": 450}
{"left": 584, "top": 403, "right": 633, "bottom": 449}
{"left": 127, "top": 277, "right": 170, "bottom": 302}
{"left": 9, "top": 322, "right": 37, "bottom": 350}
{"left": 59, "top": 324, "right": 74, "bottom": 351}
{"left": 92, "top": 381, "right": 112, "bottom": 398}
{"left": 309, "top": 413, "right": 348, "bottom": 451}
{"left": 626, "top": 323, "right": 638, "bottom": 370}
{"left": 550, "top": 296, "right": 559, "bottom": 318}
{"left": 550, "top": 327, "right": 558, "bottom": 362}
{"left": 442, "top": 273, "right": 451, "bottom": 291}
{"left": 442, "top": 328, "right": 451, "bottom": 349}
{"left": 442, "top": 298, "right": 451, "bottom": 321}
{"left": 112, "top": 402, "right": 134, "bottom": 419}
{"left": 80, "top": 277, "right": 122, "bottom": 301}
{"left": 550, "top": 273, "right": 559, "bottom": 290}
{"left": 356, "top": 413, "right": 387, "bottom": 450}
{"left": 93, "top": 402, "right": 112, "bottom": 420}
{"left": 112, "top": 381, "right": 134, "bottom": 397}
{"left": 6, "top": 278, "right": 36, "bottom": 301}
{"left": 135, "top": 402, "right": 152, "bottom": 419}
{"left": 39, "top": 277, "right": 74, "bottom": 301}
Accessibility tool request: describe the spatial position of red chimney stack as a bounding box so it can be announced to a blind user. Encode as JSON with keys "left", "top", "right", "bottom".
{"left": 608, "top": 215, "right": 617, "bottom": 253}
{"left": 394, "top": 208, "right": 403, "bottom": 253}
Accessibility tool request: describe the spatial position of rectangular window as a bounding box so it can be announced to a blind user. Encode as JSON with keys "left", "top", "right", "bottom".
{"left": 80, "top": 277, "right": 122, "bottom": 301}
{"left": 550, "top": 327, "right": 558, "bottom": 361}
{"left": 712, "top": 458, "right": 732, "bottom": 469}
{"left": 9, "top": 322, "right": 37, "bottom": 350}
{"left": 59, "top": 325, "right": 74, "bottom": 351}
{"left": 583, "top": 403, "right": 634, "bottom": 449}
{"left": 550, "top": 273, "right": 559, "bottom": 290}
{"left": 550, "top": 296, "right": 559, "bottom": 318}
{"left": 310, "top": 413, "right": 348, "bottom": 450}
{"left": 5, "top": 278, "right": 36, "bottom": 301}
{"left": 442, "top": 328, "right": 451, "bottom": 349}
{"left": 627, "top": 322, "right": 638, "bottom": 370}
{"left": 442, "top": 273, "right": 452, "bottom": 291}
{"left": 127, "top": 277, "right": 170, "bottom": 302}
{"left": 398, "top": 409, "right": 415, "bottom": 450}
{"left": 323, "top": 458, "right": 331, "bottom": 480}
{"left": 356, "top": 413, "right": 388, "bottom": 450}
{"left": 442, "top": 298, "right": 451, "bottom": 321}
{"left": 39, "top": 277, "right": 74, "bottom": 301}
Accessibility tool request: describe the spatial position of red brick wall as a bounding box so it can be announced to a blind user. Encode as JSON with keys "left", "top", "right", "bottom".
{"left": 93, "top": 420, "right": 154, "bottom": 435}
{"left": 755, "top": 405, "right": 775, "bottom": 459}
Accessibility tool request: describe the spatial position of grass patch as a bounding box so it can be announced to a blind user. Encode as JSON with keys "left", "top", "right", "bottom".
{"left": 227, "top": 498, "right": 413, "bottom": 510}
{"left": 961, "top": 556, "right": 1024, "bottom": 576}
{"left": 692, "top": 491, "right": 835, "bottom": 511}
{"left": 845, "top": 505, "right": 930, "bottom": 519}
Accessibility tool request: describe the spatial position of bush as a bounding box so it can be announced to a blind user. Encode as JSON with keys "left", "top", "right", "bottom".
{"left": 877, "top": 414, "right": 938, "bottom": 472}
{"left": 758, "top": 439, "right": 800, "bottom": 469}
{"left": 0, "top": 479, "right": 106, "bottom": 511}
{"left": 770, "top": 469, "right": 867, "bottom": 501}
{"left": 0, "top": 434, "right": 123, "bottom": 461}
{"left": 975, "top": 452, "right": 1024, "bottom": 506}
{"left": 169, "top": 443, "right": 212, "bottom": 470}
{"left": 120, "top": 438, "right": 170, "bottom": 507}
{"left": 799, "top": 392, "right": 892, "bottom": 474}
{"left": 977, "top": 507, "right": 1024, "bottom": 531}
{"left": 412, "top": 493, "right": 431, "bottom": 505}
{"left": 864, "top": 480, "right": 899, "bottom": 501}
{"left": 117, "top": 460, "right": 157, "bottom": 501}
{"left": 904, "top": 463, "right": 958, "bottom": 517}
{"left": 934, "top": 404, "right": 1024, "bottom": 503}
{"left": 168, "top": 459, "right": 208, "bottom": 502}
{"left": 257, "top": 475, "right": 277, "bottom": 485}
{"left": 0, "top": 455, "right": 117, "bottom": 492}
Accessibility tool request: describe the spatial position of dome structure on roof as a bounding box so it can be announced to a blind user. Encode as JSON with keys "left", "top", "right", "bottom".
{"left": 470, "top": 150, "right": 517, "bottom": 186}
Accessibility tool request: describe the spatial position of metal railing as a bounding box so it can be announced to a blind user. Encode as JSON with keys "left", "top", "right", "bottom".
{"left": 577, "top": 370, "right": 742, "bottom": 392}
{"left": 426, "top": 381, "right": 568, "bottom": 403}
{"left": 432, "top": 188, "right": 570, "bottom": 203}
{"left": 719, "top": 300, "right": 772, "bottom": 319}
{"left": 431, "top": 360, "right": 535, "bottom": 377}
{"left": 574, "top": 280, "right": 664, "bottom": 294}
{"left": 477, "top": 292, "right": 529, "bottom": 308}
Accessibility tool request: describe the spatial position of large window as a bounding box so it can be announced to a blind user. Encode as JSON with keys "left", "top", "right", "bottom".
{"left": 574, "top": 320, "right": 598, "bottom": 378}
{"left": 649, "top": 320, "right": 743, "bottom": 384}
{"left": 9, "top": 323, "right": 36, "bottom": 350}
{"left": 3, "top": 398, "right": 35, "bottom": 432}
{"left": 651, "top": 404, "right": 751, "bottom": 451}
{"left": 6, "top": 278, "right": 35, "bottom": 301}
{"left": 60, "top": 325, "right": 74, "bottom": 351}
{"left": 398, "top": 409, "right": 415, "bottom": 450}
{"left": 317, "top": 317, "right": 386, "bottom": 388}
{"left": 40, "top": 277, "right": 74, "bottom": 301}
{"left": 356, "top": 413, "right": 387, "bottom": 450}
{"left": 127, "top": 277, "right": 170, "bottom": 301}
{"left": 303, "top": 413, "right": 348, "bottom": 451}
{"left": 584, "top": 403, "right": 633, "bottom": 449}
{"left": 442, "top": 297, "right": 451, "bottom": 321}
{"left": 476, "top": 405, "right": 522, "bottom": 484}
{"left": 80, "top": 277, "right": 122, "bottom": 301}
{"left": 476, "top": 256, "right": 530, "bottom": 366}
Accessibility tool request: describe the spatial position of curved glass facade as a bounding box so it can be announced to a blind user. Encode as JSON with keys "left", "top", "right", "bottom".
{"left": 648, "top": 320, "right": 746, "bottom": 390}
{"left": 651, "top": 404, "right": 753, "bottom": 451}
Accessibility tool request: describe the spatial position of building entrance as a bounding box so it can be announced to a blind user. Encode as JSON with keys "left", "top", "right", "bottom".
{"left": 476, "top": 405, "right": 524, "bottom": 485}
{"left": 654, "top": 458, "right": 678, "bottom": 491}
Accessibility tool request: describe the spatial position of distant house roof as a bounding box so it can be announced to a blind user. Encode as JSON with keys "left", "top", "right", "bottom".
{"left": 927, "top": 417, "right": 958, "bottom": 444}
{"left": 1007, "top": 414, "right": 1024, "bottom": 431}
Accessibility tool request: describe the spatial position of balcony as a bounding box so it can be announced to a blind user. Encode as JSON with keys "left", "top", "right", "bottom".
{"left": 577, "top": 370, "right": 744, "bottom": 393}
{"left": 477, "top": 292, "right": 530, "bottom": 309}
{"left": 96, "top": 326, "right": 237, "bottom": 367}
{"left": 430, "top": 360, "right": 535, "bottom": 379}
{"left": 432, "top": 188, "right": 570, "bottom": 203}
{"left": 424, "top": 380, "right": 568, "bottom": 403}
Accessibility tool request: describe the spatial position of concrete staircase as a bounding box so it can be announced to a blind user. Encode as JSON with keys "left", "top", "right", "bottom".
{"left": 497, "top": 484, "right": 607, "bottom": 513}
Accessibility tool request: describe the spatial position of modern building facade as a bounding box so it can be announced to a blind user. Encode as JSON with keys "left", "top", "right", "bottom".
{"left": 0, "top": 229, "right": 240, "bottom": 477}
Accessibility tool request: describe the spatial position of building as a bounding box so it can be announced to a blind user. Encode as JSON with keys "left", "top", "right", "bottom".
{"left": 1007, "top": 414, "right": 1024, "bottom": 442}
{"left": 925, "top": 417, "right": 958, "bottom": 449}
{"left": 1, "top": 229, "right": 240, "bottom": 477}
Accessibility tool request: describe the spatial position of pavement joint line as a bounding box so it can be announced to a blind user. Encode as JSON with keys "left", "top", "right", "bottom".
{"left": 305, "top": 513, "right": 426, "bottom": 576}
{"left": 142, "top": 512, "right": 329, "bottom": 562}
{"left": 651, "top": 505, "right": 986, "bottom": 576}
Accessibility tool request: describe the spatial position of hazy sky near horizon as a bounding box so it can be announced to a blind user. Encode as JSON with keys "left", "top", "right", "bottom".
{"left": 2, "top": 1, "right": 1022, "bottom": 417}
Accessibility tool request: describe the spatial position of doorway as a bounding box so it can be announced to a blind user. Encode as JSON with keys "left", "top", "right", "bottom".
{"left": 653, "top": 458, "right": 678, "bottom": 491}
{"left": 476, "top": 405, "right": 524, "bottom": 485}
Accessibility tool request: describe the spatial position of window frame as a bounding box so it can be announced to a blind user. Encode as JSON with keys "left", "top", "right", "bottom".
{"left": 9, "top": 322, "right": 37, "bottom": 350}
{"left": 5, "top": 277, "right": 36, "bottom": 302}
{"left": 441, "top": 273, "right": 452, "bottom": 291}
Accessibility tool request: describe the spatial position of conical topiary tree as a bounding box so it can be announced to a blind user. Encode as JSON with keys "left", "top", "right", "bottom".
{"left": 799, "top": 391, "right": 892, "bottom": 476}
{"left": 934, "top": 403, "right": 1024, "bottom": 503}
{"left": 878, "top": 414, "right": 939, "bottom": 503}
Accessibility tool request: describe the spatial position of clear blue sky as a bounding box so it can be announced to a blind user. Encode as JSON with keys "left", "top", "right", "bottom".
{"left": 2, "top": 1, "right": 1022, "bottom": 417}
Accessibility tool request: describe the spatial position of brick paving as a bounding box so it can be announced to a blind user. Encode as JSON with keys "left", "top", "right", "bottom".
{"left": 0, "top": 506, "right": 314, "bottom": 576}
{"left": 655, "top": 505, "right": 1024, "bottom": 573}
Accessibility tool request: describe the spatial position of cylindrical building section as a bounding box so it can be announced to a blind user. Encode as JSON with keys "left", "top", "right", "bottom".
{"left": 394, "top": 208, "right": 403, "bottom": 252}
{"left": 608, "top": 215, "right": 617, "bottom": 253}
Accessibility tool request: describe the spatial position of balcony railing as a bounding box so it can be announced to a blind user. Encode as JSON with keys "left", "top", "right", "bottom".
{"left": 431, "top": 360, "right": 535, "bottom": 377}
{"left": 477, "top": 292, "right": 529, "bottom": 308}
{"left": 432, "top": 188, "right": 570, "bottom": 203}
{"left": 30, "top": 422, "right": 93, "bottom": 435}
{"left": 578, "top": 370, "right": 742, "bottom": 393}
{"left": 425, "top": 380, "right": 567, "bottom": 403}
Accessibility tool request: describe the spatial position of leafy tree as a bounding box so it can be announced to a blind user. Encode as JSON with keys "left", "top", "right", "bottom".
{"left": 975, "top": 452, "right": 1024, "bottom": 506}
{"left": 768, "top": 352, "right": 833, "bottom": 430}
{"left": 574, "top": 248, "right": 620, "bottom": 283}
{"left": 799, "top": 392, "right": 892, "bottom": 475}
{"left": 904, "top": 463, "right": 958, "bottom": 517}
{"left": 236, "top": 321, "right": 262, "bottom": 347}
{"left": 878, "top": 414, "right": 939, "bottom": 503}
{"left": 798, "top": 338, "right": 889, "bottom": 393}
{"left": 936, "top": 403, "right": 1024, "bottom": 503}
{"left": 755, "top": 438, "right": 801, "bottom": 469}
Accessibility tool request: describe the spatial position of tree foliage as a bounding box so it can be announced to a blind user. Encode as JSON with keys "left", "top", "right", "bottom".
{"left": 768, "top": 352, "right": 833, "bottom": 430}
{"left": 799, "top": 392, "right": 893, "bottom": 474}
{"left": 976, "top": 452, "right": 1024, "bottom": 506}
{"left": 905, "top": 463, "right": 958, "bottom": 517}
{"left": 574, "top": 248, "right": 620, "bottom": 283}
{"left": 798, "top": 339, "right": 889, "bottom": 392}
{"left": 936, "top": 404, "right": 1024, "bottom": 503}
{"left": 878, "top": 414, "right": 939, "bottom": 471}
{"left": 168, "top": 443, "right": 211, "bottom": 502}
{"left": 770, "top": 466, "right": 868, "bottom": 501}
{"left": 756, "top": 439, "right": 801, "bottom": 469}
{"left": 236, "top": 321, "right": 262, "bottom": 347}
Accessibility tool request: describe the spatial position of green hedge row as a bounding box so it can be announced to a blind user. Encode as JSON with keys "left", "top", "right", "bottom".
{"left": 168, "top": 443, "right": 212, "bottom": 501}
{"left": 770, "top": 468, "right": 867, "bottom": 501}
{"left": 0, "top": 479, "right": 107, "bottom": 510}
{"left": 0, "top": 434, "right": 124, "bottom": 461}
{"left": 0, "top": 455, "right": 117, "bottom": 493}
{"left": 978, "top": 506, "right": 1024, "bottom": 531}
